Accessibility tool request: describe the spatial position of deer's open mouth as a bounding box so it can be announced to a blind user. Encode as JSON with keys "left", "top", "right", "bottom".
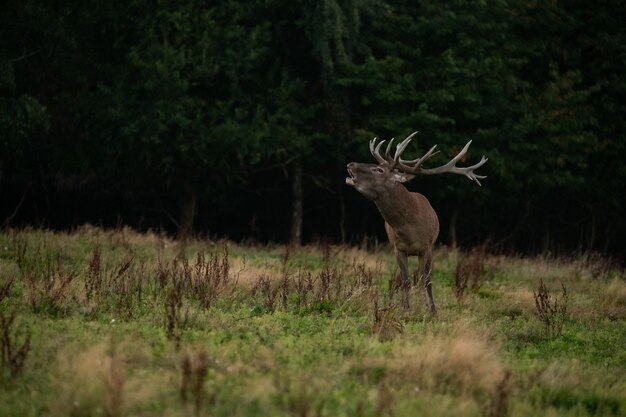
{"left": 346, "top": 166, "right": 356, "bottom": 186}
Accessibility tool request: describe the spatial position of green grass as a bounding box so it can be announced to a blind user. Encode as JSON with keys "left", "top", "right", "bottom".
{"left": 0, "top": 227, "right": 625, "bottom": 416}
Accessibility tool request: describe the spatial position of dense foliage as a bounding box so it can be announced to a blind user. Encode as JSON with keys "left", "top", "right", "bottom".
{"left": 1, "top": 0, "right": 625, "bottom": 255}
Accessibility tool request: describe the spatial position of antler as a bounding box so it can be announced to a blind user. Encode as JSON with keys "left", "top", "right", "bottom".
{"left": 370, "top": 131, "right": 420, "bottom": 170}
{"left": 370, "top": 132, "right": 488, "bottom": 186}
{"left": 369, "top": 137, "right": 387, "bottom": 164}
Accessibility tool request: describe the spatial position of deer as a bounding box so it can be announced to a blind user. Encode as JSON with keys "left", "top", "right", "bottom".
{"left": 345, "top": 131, "right": 487, "bottom": 314}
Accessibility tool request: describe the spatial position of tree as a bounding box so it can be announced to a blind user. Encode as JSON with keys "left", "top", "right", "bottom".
{"left": 341, "top": 0, "right": 520, "bottom": 243}
{"left": 247, "top": 0, "right": 368, "bottom": 245}
{"left": 104, "top": 1, "right": 273, "bottom": 237}
{"left": 0, "top": 1, "right": 55, "bottom": 225}
{"left": 1, "top": 0, "right": 625, "bottom": 256}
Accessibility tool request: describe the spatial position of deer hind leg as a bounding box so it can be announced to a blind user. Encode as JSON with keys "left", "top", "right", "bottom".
{"left": 394, "top": 250, "right": 411, "bottom": 310}
{"left": 419, "top": 251, "right": 436, "bottom": 315}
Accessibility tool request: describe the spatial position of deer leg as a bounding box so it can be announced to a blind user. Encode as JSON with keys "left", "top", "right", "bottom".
{"left": 395, "top": 251, "right": 410, "bottom": 310}
{"left": 419, "top": 251, "right": 436, "bottom": 315}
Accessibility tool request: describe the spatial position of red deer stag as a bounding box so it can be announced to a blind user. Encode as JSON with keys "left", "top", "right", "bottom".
{"left": 345, "top": 131, "right": 487, "bottom": 313}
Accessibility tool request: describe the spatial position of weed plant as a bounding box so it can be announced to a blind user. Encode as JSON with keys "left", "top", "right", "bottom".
{"left": 0, "top": 228, "right": 624, "bottom": 416}
{"left": 533, "top": 278, "right": 569, "bottom": 338}
{"left": 0, "top": 311, "right": 31, "bottom": 377}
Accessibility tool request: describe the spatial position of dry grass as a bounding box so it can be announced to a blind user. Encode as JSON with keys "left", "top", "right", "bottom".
{"left": 334, "top": 245, "right": 390, "bottom": 273}
{"left": 372, "top": 301, "right": 404, "bottom": 342}
{"left": 358, "top": 325, "right": 505, "bottom": 404}
{"left": 454, "top": 245, "right": 487, "bottom": 302}
{"left": 537, "top": 360, "right": 594, "bottom": 392}
{"left": 497, "top": 257, "right": 624, "bottom": 323}
{"left": 531, "top": 359, "right": 626, "bottom": 403}
{"left": 495, "top": 256, "right": 576, "bottom": 285}
{"left": 501, "top": 274, "right": 623, "bottom": 336}
{"left": 574, "top": 251, "right": 617, "bottom": 280}
{"left": 52, "top": 341, "right": 125, "bottom": 416}
{"left": 51, "top": 339, "right": 171, "bottom": 417}
{"left": 595, "top": 278, "right": 626, "bottom": 319}
{"left": 231, "top": 258, "right": 280, "bottom": 289}
{"left": 503, "top": 288, "right": 537, "bottom": 315}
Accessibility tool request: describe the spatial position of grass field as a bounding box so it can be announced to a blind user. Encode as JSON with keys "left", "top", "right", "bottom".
{"left": 0, "top": 227, "right": 625, "bottom": 417}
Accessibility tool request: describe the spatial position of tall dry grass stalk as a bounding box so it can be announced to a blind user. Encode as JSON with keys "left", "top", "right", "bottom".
{"left": 0, "top": 274, "right": 15, "bottom": 303}
{"left": 165, "top": 272, "right": 191, "bottom": 350}
{"left": 24, "top": 254, "right": 75, "bottom": 315}
{"left": 487, "top": 370, "right": 511, "bottom": 417}
{"left": 375, "top": 379, "right": 394, "bottom": 417}
{"left": 454, "top": 245, "right": 487, "bottom": 302}
{"left": 575, "top": 251, "right": 616, "bottom": 280}
{"left": 372, "top": 300, "right": 403, "bottom": 342}
{"left": 85, "top": 245, "right": 102, "bottom": 303}
{"left": 193, "top": 351, "right": 209, "bottom": 416}
{"left": 180, "top": 349, "right": 210, "bottom": 416}
{"left": 273, "top": 373, "right": 325, "bottom": 417}
{"left": 245, "top": 246, "right": 385, "bottom": 314}
{"left": 105, "top": 344, "right": 125, "bottom": 417}
{"left": 0, "top": 311, "right": 31, "bottom": 377}
{"left": 181, "top": 353, "right": 193, "bottom": 403}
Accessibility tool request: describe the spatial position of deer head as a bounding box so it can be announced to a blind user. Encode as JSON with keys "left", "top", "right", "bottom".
{"left": 345, "top": 131, "right": 488, "bottom": 200}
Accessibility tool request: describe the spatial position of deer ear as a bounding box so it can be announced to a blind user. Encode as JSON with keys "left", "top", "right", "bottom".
{"left": 392, "top": 171, "right": 415, "bottom": 183}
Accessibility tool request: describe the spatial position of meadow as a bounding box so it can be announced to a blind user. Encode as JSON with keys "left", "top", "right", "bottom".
{"left": 0, "top": 227, "right": 624, "bottom": 417}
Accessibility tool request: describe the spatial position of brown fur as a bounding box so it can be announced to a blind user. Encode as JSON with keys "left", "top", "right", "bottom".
{"left": 346, "top": 161, "right": 439, "bottom": 312}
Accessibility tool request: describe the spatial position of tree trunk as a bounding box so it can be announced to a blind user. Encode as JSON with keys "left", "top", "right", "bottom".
{"left": 177, "top": 183, "right": 197, "bottom": 239}
{"left": 290, "top": 158, "right": 303, "bottom": 246}
{"left": 542, "top": 223, "right": 552, "bottom": 255}
{"left": 588, "top": 213, "right": 596, "bottom": 252}
{"left": 0, "top": 161, "right": 3, "bottom": 203}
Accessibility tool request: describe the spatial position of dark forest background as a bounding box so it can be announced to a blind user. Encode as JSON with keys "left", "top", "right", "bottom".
{"left": 1, "top": 0, "right": 625, "bottom": 257}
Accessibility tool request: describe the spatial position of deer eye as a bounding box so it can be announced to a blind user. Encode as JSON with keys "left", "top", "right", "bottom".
{"left": 372, "top": 167, "right": 385, "bottom": 174}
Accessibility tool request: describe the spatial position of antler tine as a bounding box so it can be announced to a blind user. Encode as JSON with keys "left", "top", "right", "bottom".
{"left": 387, "top": 131, "right": 419, "bottom": 168}
{"left": 463, "top": 155, "right": 488, "bottom": 186}
{"left": 369, "top": 137, "right": 387, "bottom": 164}
{"left": 397, "top": 140, "right": 488, "bottom": 186}
{"left": 400, "top": 144, "right": 439, "bottom": 165}
{"left": 393, "top": 133, "right": 415, "bottom": 161}
{"left": 384, "top": 138, "right": 396, "bottom": 162}
{"left": 399, "top": 131, "right": 419, "bottom": 149}
{"left": 449, "top": 140, "right": 473, "bottom": 164}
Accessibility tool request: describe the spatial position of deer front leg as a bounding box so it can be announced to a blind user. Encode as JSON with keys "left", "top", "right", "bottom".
{"left": 394, "top": 250, "right": 411, "bottom": 310}
{"left": 419, "top": 251, "right": 436, "bottom": 315}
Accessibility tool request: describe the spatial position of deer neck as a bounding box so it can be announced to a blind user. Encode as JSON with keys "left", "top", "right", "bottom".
{"left": 373, "top": 183, "right": 416, "bottom": 228}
